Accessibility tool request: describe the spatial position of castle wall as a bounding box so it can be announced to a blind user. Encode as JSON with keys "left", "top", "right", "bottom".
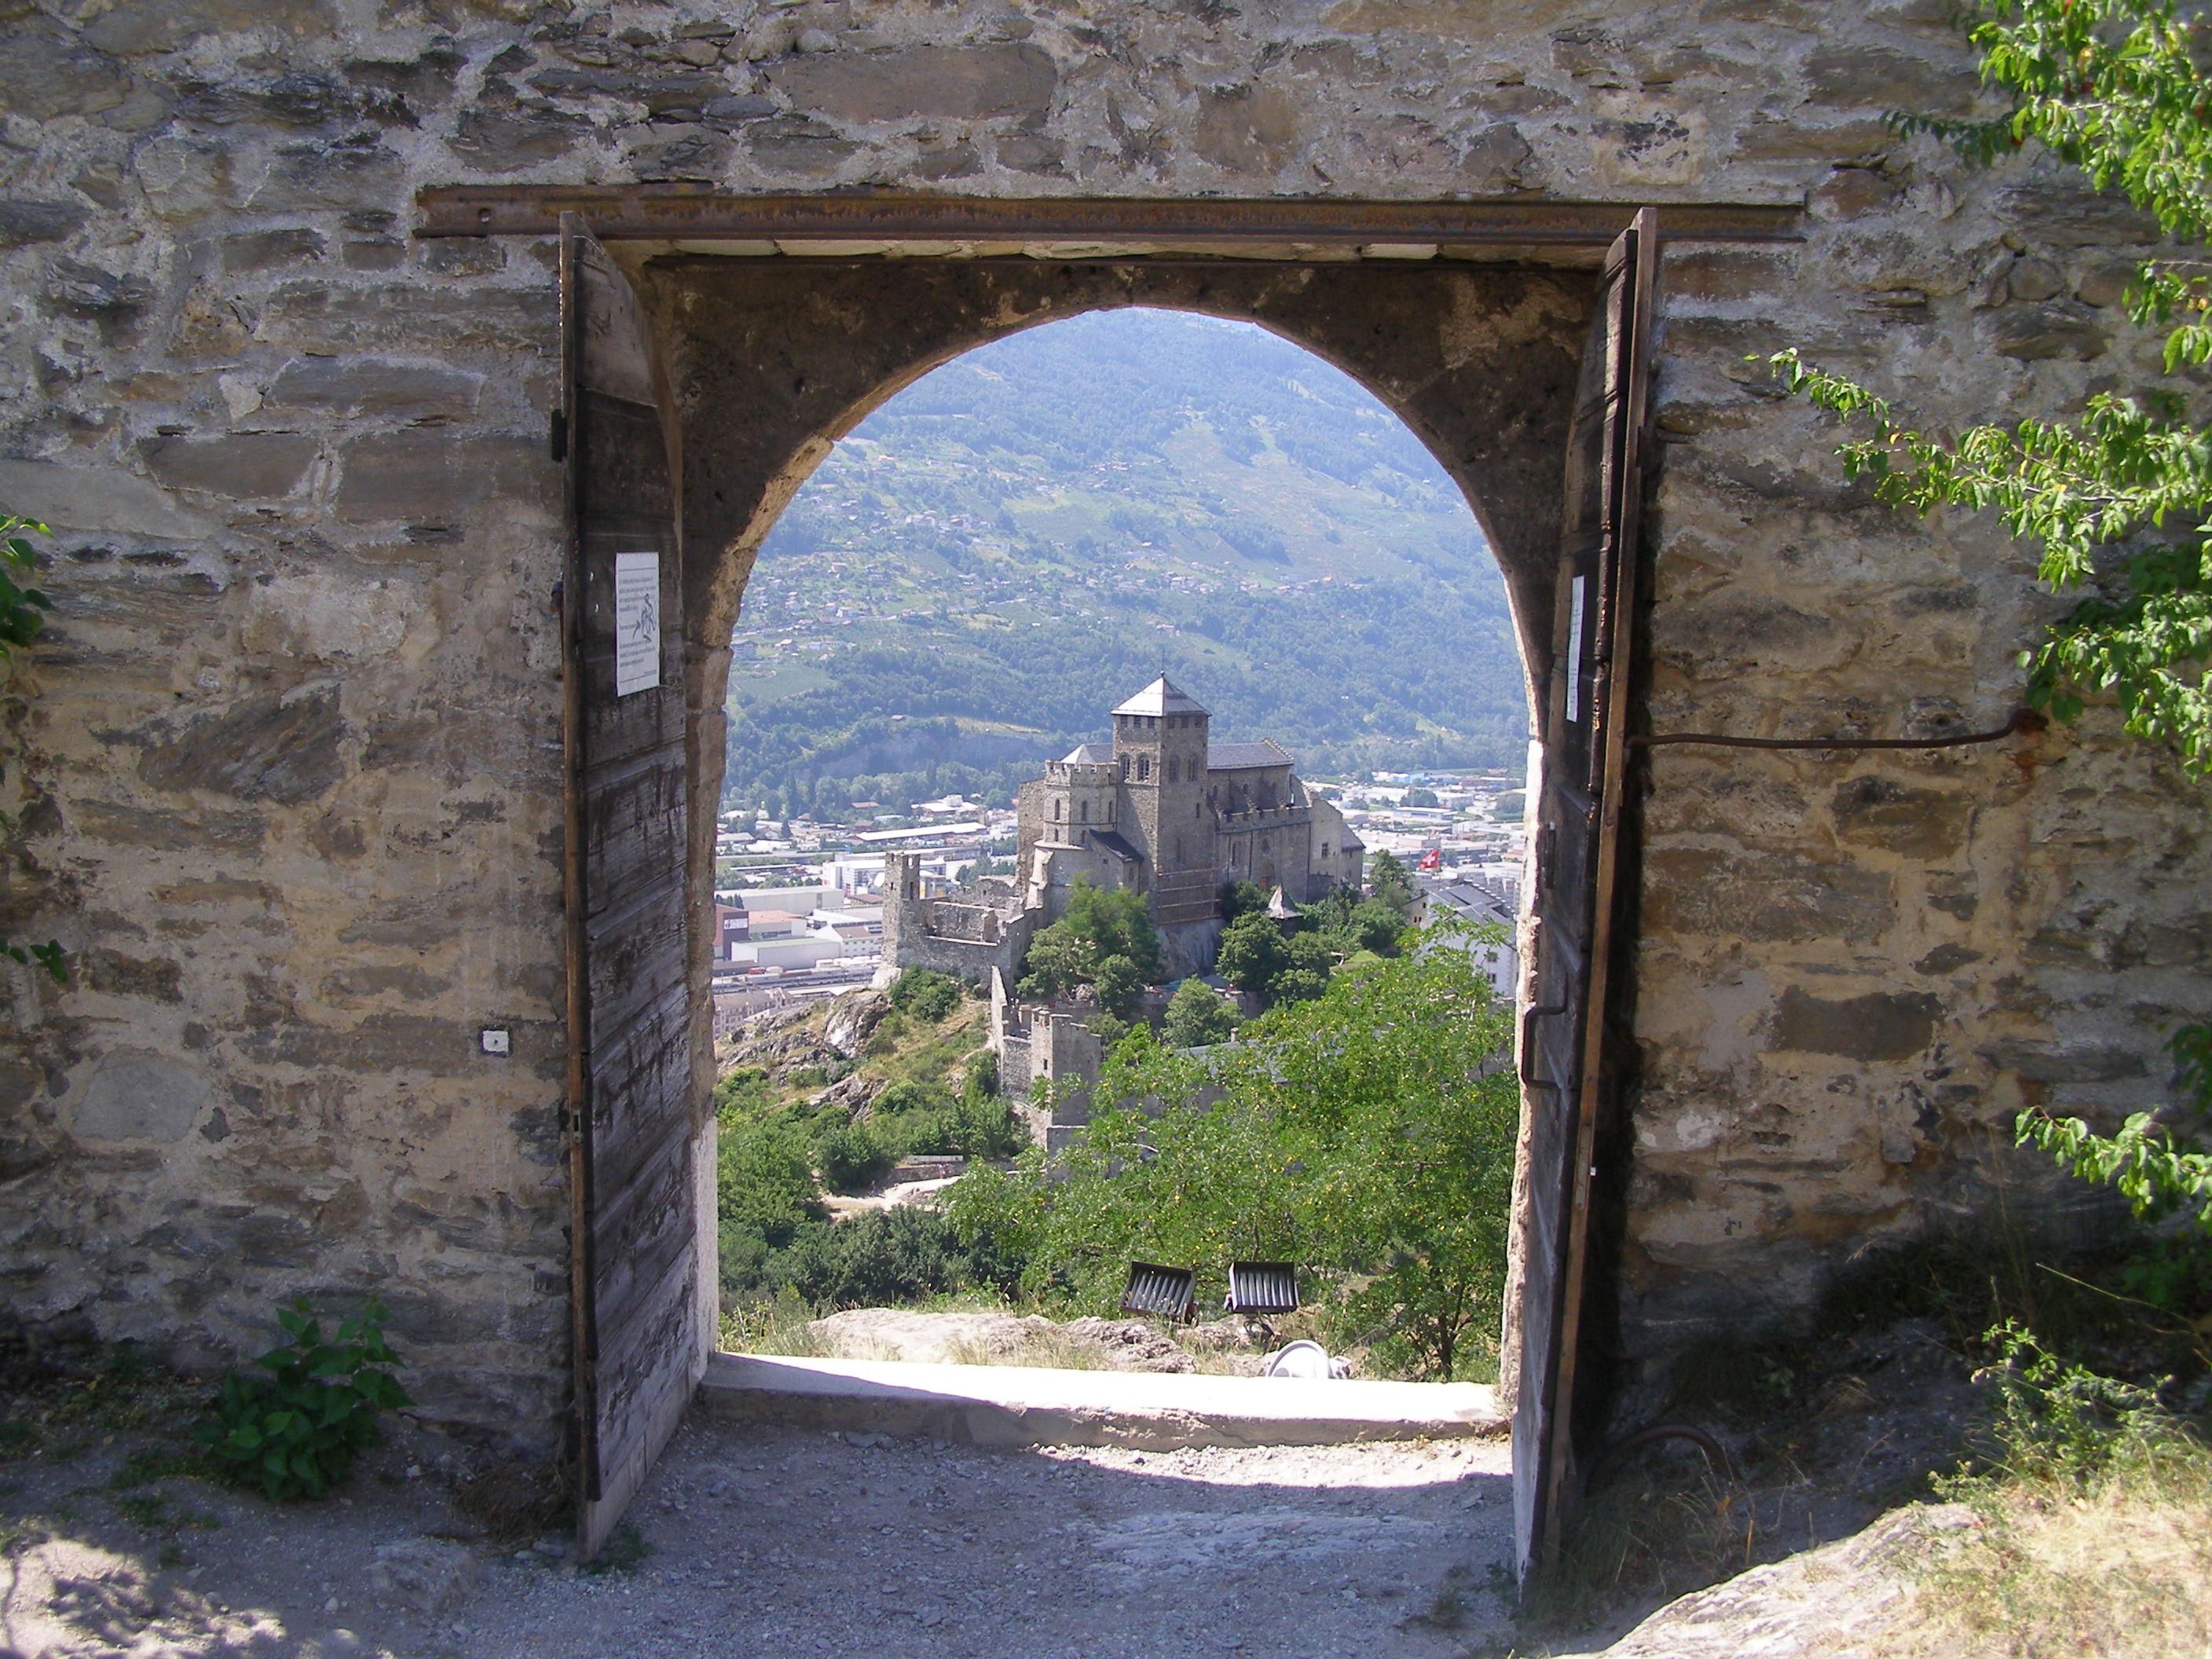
{"left": 0, "top": 0, "right": 2199, "bottom": 1452}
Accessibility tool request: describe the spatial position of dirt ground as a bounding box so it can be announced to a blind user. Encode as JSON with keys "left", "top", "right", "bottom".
{"left": 0, "top": 1408, "right": 1517, "bottom": 1659}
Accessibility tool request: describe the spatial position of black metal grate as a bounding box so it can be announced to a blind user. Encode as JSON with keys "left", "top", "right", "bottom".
{"left": 1120, "top": 1262, "right": 1196, "bottom": 1324}
{"left": 1225, "top": 1262, "right": 1300, "bottom": 1316}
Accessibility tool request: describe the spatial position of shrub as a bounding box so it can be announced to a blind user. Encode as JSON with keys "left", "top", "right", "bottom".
{"left": 1163, "top": 978, "right": 1240, "bottom": 1049}
{"left": 818, "top": 1120, "right": 895, "bottom": 1193}
{"left": 765, "top": 1209, "right": 1023, "bottom": 1309}
{"left": 888, "top": 968, "right": 963, "bottom": 1023}
{"left": 196, "top": 1300, "right": 409, "bottom": 1500}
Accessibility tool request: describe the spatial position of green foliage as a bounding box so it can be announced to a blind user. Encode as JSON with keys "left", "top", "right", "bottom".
{"left": 739, "top": 1207, "right": 1024, "bottom": 1311}
{"left": 1774, "top": 0, "right": 2212, "bottom": 773}
{"left": 195, "top": 1300, "right": 409, "bottom": 1501}
{"left": 1016, "top": 878, "right": 1163, "bottom": 1000}
{"left": 1965, "top": 1320, "right": 2184, "bottom": 1489}
{"left": 0, "top": 514, "right": 62, "bottom": 985}
{"left": 1218, "top": 879, "right": 1267, "bottom": 922}
{"left": 817, "top": 1119, "right": 895, "bottom": 1194}
{"left": 1402, "top": 786, "right": 1440, "bottom": 808}
{"left": 1298, "top": 884, "right": 1409, "bottom": 961}
{"left": 1214, "top": 910, "right": 1287, "bottom": 997}
{"left": 2019, "top": 1106, "right": 2212, "bottom": 1234}
{"left": 1367, "top": 850, "right": 1415, "bottom": 919}
{"left": 946, "top": 944, "right": 1518, "bottom": 1379}
{"left": 1092, "top": 954, "right": 1143, "bottom": 1020}
{"left": 887, "top": 967, "right": 964, "bottom": 1022}
{"left": 1162, "top": 978, "right": 1241, "bottom": 1049}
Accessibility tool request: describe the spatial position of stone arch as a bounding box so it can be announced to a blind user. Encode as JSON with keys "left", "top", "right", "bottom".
{"left": 640, "top": 262, "right": 1593, "bottom": 756}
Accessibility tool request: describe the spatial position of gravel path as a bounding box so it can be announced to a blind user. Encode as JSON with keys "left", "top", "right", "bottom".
{"left": 2, "top": 1409, "right": 1515, "bottom": 1657}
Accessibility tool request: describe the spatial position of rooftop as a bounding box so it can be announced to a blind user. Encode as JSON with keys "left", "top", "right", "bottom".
{"left": 1111, "top": 676, "right": 1208, "bottom": 718}
{"left": 1060, "top": 742, "right": 1114, "bottom": 764}
{"left": 1207, "top": 738, "right": 1295, "bottom": 771}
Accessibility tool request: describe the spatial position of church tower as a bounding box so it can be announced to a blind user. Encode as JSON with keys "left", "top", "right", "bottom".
{"left": 1111, "top": 676, "right": 1217, "bottom": 926}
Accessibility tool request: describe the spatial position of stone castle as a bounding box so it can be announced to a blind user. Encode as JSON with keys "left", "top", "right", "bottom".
{"left": 884, "top": 676, "right": 1360, "bottom": 986}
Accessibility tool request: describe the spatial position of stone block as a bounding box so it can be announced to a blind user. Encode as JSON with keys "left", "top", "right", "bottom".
{"left": 1986, "top": 302, "right": 2109, "bottom": 362}
{"left": 450, "top": 104, "right": 591, "bottom": 168}
{"left": 82, "top": 949, "right": 185, "bottom": 1004}
{"left": 0, "top": 19, "right": 129, "bottom": 119}
{"left": 1643, "top": 845, "right": 1895, "bottom": 943}
{"left": 71, "top": 799, "right": 266, "bottom": 853}
{"left": 0, "top": 200, "right": 90, "bottom": 248}
{"left": 137, "top": 685, "right": 346, "bottom": 806}
{"left": 1977, "top": 1038, "right": 2148, "bottom": 1084}
{"left": 1802, "top": 42, "right": 1973, "bottom": 115}
{"left": 80, "top": 0, "right": 339, "bottom": 55}
{"left": 1830, "top": 774, "right": 1973, "bottom": 858}
{"left": 333, "top": 432, "right": 549, "bottom": 522}
{"left": 71, "top": 1049, "right": 210, "bottom": 1144}
{"left": 222, "top": 228, "right": 328, "bottom": 271}
{"left": 1772, "top": 987, "right": 1941, "bottom": 1060}
{"left": 43, "top": 259, "right": 155, "bottom": 345}
{"left": 265, "top": 357, "right": 482, "bottom": 419}
{"left": 0, "top": 458, "right": 215, "bottom": 539}
{"left": 249, "top": 139, "right": 405, "bottom": 213}
{"left": 742, "top": 115, "right": 857, "bottom": 174}
{"left": 138, "top": 432, "right": 319, "bottom": 500}
{"left": 1194, "top": 84, "right": 1305, "bottom": 173}
{"left": 765, "top": 43, "right": 1056, "bottom": 123}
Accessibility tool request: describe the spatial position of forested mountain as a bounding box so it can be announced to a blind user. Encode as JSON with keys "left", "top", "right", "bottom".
{"left": 725, "top": 308, "right": 1529, "bottom": 817}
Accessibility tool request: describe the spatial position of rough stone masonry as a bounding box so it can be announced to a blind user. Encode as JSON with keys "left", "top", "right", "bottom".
{"left": 0, "top": 0, "right": 2204, "bottom": 1462}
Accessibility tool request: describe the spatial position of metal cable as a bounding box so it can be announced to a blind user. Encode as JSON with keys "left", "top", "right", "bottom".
{"left": 1631, "top": 707, "right": 2045, "bottom": 753}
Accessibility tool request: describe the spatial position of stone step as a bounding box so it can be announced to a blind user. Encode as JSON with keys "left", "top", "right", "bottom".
{"left": 698, "top": 1352, "right": 1504, "bottom": 1452}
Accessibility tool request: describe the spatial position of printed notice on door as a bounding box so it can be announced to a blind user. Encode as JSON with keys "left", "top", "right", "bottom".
{"left": 614, "top": 551, "right": 659, "bottom": 697}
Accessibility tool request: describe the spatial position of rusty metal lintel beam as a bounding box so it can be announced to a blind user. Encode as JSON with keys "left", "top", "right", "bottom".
{"left": 414, "top": 187, "right": 1804, "bottom": 247}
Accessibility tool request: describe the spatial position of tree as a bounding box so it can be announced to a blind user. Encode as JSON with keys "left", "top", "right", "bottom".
{"left": 1368, "top": 850, "right": 1415, "bottom": 919}
{"left": 1016, "top": 925, "right": 1095, "bottom": 1002}
{"left": 1093, "top": 954, "right": 1144, "bottom": 1021}
{"left": 945, "top": 946, "right": 1518, "bottom": 1379}
{"left": 1273, "top": 932, "right": 1334, "bottom": 1006}
{"left": 1404, "top": 786, "right": 1441, "bottom": 808}
{"left": 0, "top": 515, "right": 61, "bottom": 983}
{"left": 1016, "top": 877, "right": 1163, "bottom": 1000}
{"left": 1778, "top": 0, "right": 2210, "bottom": 1254}
{"left": 1215, "top": 910, "right": 1287, "bottom": 997}
{"left": 1163, "top": 978, "right": 1241, "bottom": 1048}
{"left": 1218, "top": 878, "right": 1267, "bottom": 922}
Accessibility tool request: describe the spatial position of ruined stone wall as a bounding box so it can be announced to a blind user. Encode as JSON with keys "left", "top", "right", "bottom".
{"left": 0, "top": 0, "right": 2203, "bottom": 1445}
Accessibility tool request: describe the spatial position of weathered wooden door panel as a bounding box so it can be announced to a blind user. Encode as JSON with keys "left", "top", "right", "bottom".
{"left": 1512, "top": 207, "right": 1656, "bottom": 1589}
{"left": 560, "top": 215, "right": 701, "bottom": 1560}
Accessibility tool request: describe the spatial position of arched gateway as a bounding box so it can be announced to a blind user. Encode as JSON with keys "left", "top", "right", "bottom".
{"left": 0, "top": 3, "right": 2199, "bottom": 1583}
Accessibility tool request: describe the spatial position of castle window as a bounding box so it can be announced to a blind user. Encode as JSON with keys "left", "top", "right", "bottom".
{"left": 1051, "top": 800, "right": 1060, "bottom": 821}
{"left": 1079, "top": 801, "right": 1089, "bottom": 822}
{"left": 1322, "top": 843, "right": 1331, "bottom": 858}
{"left": 1166, "top": 757, "right": 1179, "bottom": 784}
{"left": 1137, "top": 756, "right": 1150, "bottom": 781}
{"left": 1174, "top": 837, "right": 1183, "bottom": 862}
{"left": 1194, "top": 802, "right": 1201, "bottom": 819}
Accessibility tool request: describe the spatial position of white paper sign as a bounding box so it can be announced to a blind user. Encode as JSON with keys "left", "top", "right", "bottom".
{"left": 614, "top": 551, "right": 660, "bottom": 698}
{"left": 1565, "top": 575, "right": 1586, "bottom": 724}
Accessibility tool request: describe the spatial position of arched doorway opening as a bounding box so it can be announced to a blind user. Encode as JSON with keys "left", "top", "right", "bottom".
{"left": 557, "top": 222, "right": 1655, "bottom": 1580}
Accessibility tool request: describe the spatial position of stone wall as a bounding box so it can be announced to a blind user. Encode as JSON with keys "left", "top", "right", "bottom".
{"left": 0, "top": 0, "right": 2202, "bottom": 1455}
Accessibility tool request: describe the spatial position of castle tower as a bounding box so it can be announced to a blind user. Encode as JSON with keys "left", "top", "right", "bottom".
{"left": 1111, "top": 676, "right": 1217, "bottom": 926}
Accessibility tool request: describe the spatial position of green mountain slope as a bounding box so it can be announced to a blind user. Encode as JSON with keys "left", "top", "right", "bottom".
{"left": 726, "top": 308, "right": 1528, "bottom": 816}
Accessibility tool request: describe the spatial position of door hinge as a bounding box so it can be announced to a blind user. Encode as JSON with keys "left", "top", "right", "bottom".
{"left": 549, "top": 407, "right": 569, "bottom": 463}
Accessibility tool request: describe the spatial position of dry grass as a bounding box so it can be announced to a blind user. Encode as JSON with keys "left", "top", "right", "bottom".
{"left": 1906, "top": 1439, "right": 2212, "bottom": 1657}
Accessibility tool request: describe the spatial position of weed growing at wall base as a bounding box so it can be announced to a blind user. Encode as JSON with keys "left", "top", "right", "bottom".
{"left": 196, "top": 1300, "right": 409, "bottom": 1501}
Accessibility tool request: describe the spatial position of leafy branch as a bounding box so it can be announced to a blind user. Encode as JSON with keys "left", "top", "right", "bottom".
{"left": 0, "top": 514, "right": 60, "bottom": 983}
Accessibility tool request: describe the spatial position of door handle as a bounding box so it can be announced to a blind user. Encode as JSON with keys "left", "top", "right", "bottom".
{"left": 1520, "top": 999, "right": 1567, "bottom": 1097}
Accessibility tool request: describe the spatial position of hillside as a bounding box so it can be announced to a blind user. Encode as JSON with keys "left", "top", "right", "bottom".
{"left": 724, "top": 309, "right": 1528, "bottom": 815}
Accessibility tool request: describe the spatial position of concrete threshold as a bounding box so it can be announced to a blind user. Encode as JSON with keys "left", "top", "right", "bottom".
{"left": 700, "top": 1351, "right": 1504, "bottom": 1451}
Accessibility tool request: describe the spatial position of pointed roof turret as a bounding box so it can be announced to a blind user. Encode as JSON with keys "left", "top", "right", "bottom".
{"left": 1111, "top": 676, "right": 1208, "bottom": 718}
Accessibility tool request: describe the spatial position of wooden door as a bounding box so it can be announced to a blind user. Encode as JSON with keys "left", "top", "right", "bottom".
{"left": 1511, "top": 208, "right": 1657, "bottom": 1588}
{"left": 559, "top": 216, "right": 703, "bottom": 1558}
